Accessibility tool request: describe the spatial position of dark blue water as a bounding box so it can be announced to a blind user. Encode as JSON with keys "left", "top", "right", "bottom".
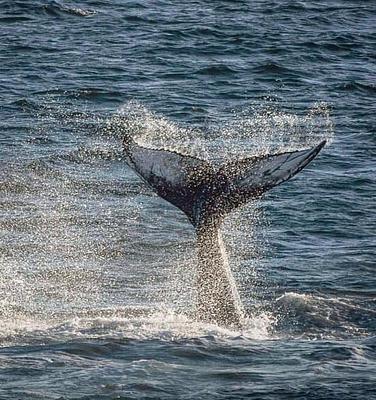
{"left": 1, "top": 1, "right": 375, "bottom": 399}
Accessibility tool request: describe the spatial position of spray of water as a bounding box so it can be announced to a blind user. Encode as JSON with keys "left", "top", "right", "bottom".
{"left": 107, "top": 100, "right": 332, "bottom": 159}
{"left": 1, "top": 97, "right": 334, "bottom": 344}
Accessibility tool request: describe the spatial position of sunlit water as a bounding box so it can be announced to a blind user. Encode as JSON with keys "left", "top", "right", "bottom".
{"left": 1, "top": 1, "right": 375, "bottom": 399}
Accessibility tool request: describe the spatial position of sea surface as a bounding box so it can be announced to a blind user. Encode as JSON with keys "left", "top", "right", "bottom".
{"left": 1, "top": 1, "right": 375, "bottom": 399}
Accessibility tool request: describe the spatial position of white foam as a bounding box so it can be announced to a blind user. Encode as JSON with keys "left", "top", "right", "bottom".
{"left": 0, "top": 307, "right": 276, "bottom": 346}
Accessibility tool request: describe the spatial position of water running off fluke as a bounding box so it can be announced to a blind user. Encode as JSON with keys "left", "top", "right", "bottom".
{"left": 122, "top": 127, "right": 326, "bottom": 327}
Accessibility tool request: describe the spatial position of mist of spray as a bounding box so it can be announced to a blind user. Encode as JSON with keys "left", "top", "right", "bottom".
{"left": 1, "top": 96, "right": 333, "bottom": 343}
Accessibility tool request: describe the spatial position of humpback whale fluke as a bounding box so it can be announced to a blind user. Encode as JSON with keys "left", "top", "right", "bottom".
{"left": 123, "top": 135, "right": 326, "bottom": 327}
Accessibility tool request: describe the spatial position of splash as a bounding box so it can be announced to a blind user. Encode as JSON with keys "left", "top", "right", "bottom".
{"left": 216, "top": 101, "right": 333, "bottom": 159}
{"left": 1, "top": 96, "right": 334, "bottom": 344}
{"left": 103, "top": 101, "right": 208, "bottom": 159}
{"left": 0, "top": 307, "right": 276, "bottom": 347}
{"left": 106, "top": 100, "right": 333, "bottom": 162}
{"left": 30, "top": 96, "right": 333, "bottom": 164}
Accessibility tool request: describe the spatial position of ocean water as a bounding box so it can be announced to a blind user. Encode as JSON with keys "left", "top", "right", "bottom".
{"left": 0, "top": 1, "right": 375, "bottom": 399}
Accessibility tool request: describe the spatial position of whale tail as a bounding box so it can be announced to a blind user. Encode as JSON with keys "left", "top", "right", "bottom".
{"left": 123, "top": 136, "right": 326, "bottom": 326}
{"left": 123, "top": 137, "right": 326, "bottom": 227}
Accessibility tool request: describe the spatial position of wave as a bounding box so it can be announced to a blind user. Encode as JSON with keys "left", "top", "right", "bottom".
{"left": 0, "top": 309, "right": 274, "bottom": 347}
{"left": 1, "top": 292, "right": 372, "bottom": 348}
{"left": 274, "top": 292, "right": 375, "bottom": 339}
{"left": 0, "top": 0, "right": 96, "bottom": 20}
{"left": 0, "top": 15, "right": 32, "bottom": 23}
{"left": 11, "top": 98, "right": 40, "bottom": 111}
{"left": 252, "top": 62, "right": 303, "bottom": 77}
{"left": 195, "top": 65, "right": 237, "bottom": 76}
{"left": 335, "top": 81, "right": 376, "bottom": 94}
{"left": 124, "top": 14, "right": 154, "bottom": 24}
{"left": 42, "top": 1, "right": 96, "bottom": 18}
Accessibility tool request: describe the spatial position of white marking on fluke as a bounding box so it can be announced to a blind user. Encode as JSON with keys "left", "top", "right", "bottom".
{"left": 123, "top": 135, "right": 326, "bottom": 328}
